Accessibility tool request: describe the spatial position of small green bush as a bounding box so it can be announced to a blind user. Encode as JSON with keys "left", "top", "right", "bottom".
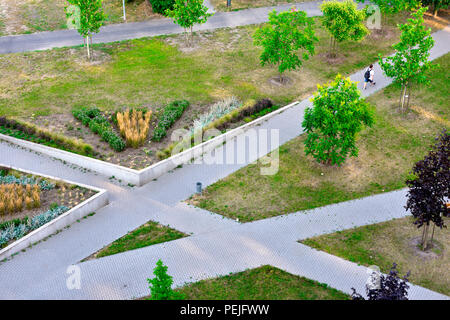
{"left": 72, "top": 107, "right": 126, "bottom": 152}
{"left": 147, "top": 259, "right": 185, "bottom": 300}
{"left": 152, "top": 100, "right": 189, "bottom": 142}
{"left": 148, "top": 0, "right": 175, "bottom": 15}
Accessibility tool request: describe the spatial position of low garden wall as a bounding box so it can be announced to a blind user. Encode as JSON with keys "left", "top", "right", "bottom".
{"left": 0, "top": 100, "right": 300, "bottom": 186}
{"left": 0, "top": 165, "right": 109, "bottom": 262}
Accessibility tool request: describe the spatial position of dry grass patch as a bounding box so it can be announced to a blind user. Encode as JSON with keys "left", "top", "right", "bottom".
{"left": 0, "top": 0, "right": 161, "bottom": 35}
{"left": 210, "top": 0, "right": 311, "bottom": 11}
{"left": 302, "top": 216, "right": 450, "bottom": 295}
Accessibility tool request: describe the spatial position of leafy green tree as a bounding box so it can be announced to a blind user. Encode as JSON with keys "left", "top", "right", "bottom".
{"left": 166, "top": 0, "right": 214, "bottom": 46}
{"left": 320, "top": 0, "right": 369, "bottom": 57}
{"left": 66, "top": 0, "right": 106, "bottom": 59}
{"left": 147, "top": 259, "right": 185, "bottom": 300}
{"left": 302, "top": 74, "right": 374, "bottom": 166}
{"left": 379, "top": 6, "right": 435, "bottom": 110}
{"left": 421, "top": 0, "right": 449, "bottom": 16}
{"left": 253, "top": 8, "right": 318, "bottom": 83}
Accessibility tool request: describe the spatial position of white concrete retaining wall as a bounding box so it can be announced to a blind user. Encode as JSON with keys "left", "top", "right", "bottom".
{"left": 0, "top": 164, "right": 109, "bottom": 261}
{"left": 0, "top": 100, "right": 300, "bottom": 186}
{"left": 0, "top": 134, "right": 141, "bottom": 185}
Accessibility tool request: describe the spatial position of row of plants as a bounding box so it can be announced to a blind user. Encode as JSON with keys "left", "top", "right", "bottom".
{"left": 0, "top": 117, "right": 95, "bottom": 157}
{"left": 0, "top": 184, "right": 41, "bottom": 216}
{"left": 157, "top": 98, "right": 275, "bottom": 159}
{"left": 0, "top": 170, "right": 55, "bottom": 191}
{"left": 72, "top": 107, "right": 126, "bottom": 152}
{"left": 0, "top": 205, "right": 69, "bottom": 248}
{"left": 152, "top": 100, "right": 190, "bottom": 142}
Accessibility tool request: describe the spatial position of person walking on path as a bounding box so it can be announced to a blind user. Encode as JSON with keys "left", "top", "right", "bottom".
{"left": 363, "top": 64, "right": 376, "bottom": 89}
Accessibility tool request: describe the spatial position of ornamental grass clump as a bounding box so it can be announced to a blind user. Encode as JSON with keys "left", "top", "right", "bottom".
{"left": 116, "top": 109, "right": 152, "bottom": 148}
{"left": 191, "top": 96, "right": 241, "bottom": 133}
{"left": 0, "top": 184, "right": 40, "bottom": 216}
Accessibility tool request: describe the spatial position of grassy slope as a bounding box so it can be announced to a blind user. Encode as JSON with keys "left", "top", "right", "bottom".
{"left": 176, "top": 265, "right": 350, "bottom": 300}
{"left": 302, "top": 217, "right": 450, "bottom": 295}
{"left": 191, "top": 54, "right": 450, "bottom": 222}
{"left": 0, "top": 14, "right": 408, "bottom": 118}
{"left": 94, "top": 221, "right": 186, "bottom": 259}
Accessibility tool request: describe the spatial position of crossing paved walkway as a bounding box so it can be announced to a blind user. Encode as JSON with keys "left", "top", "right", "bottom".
{"left": 0, "top": 26, "right": 448, "bottom": 300}
{"left": 0, "top": 1, "right": 337, "bottom": 54}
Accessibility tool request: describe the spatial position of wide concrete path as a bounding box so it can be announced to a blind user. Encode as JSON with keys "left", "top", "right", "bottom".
{"left": 0, "top": 26, "right": 448, "bottom": 300}
{"left": 0, "top": 1, "right": 336, "bottom": 54}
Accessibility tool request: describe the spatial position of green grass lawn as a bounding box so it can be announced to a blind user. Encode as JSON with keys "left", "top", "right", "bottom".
{"left": 0, "top": 14, "right": 411, "bottom": 118}
{"left": 302, "top": 217, "right": 450, "bottom": 295}
{"left": 189, "top": 53, "right": 450, "bottom": 222}
{"left": 175, "top": 265, "right": 350, "bottom": 299}
{"left": 91, "top": 221, "right": 186, "bottom": 259}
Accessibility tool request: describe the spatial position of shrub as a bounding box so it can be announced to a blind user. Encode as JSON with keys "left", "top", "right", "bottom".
{"left": 158, "top": 98, "right": 275, "bottom": 159}
{"left": 147, "top": 259, "right": 185, "bottom": 300}
{"left": 72, "top": 107, "right": 126, "bottom": 152}
{"left": 192, "top": 97, "right": 242, "bottom": 133}
{"left": 351, "top": 263, "right": 410, "bottom": 300}
{"left": 0, "top": 205, "right": 68, "bottom": 248}
{"left": 116, "top": 109, "right": 153, "bottom": 148}
{"left": 152, "top": 100, "right": 189, "bottom": 142}
{"left": 148, "top": 0, "right": 175, "bottom": 15}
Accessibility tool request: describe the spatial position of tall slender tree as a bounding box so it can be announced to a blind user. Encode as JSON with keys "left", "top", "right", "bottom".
{"left": 379, "top": 6, "right": 435, "bottom": 111}
{"left": 147, "top": 259, "right": 185, "bottom": 300}
{"left": 66, "top": 0, "right": 106, "bottom": 59}
{"left": 166, "top": 0, "right": 213, "bottom": 46}
{"left": 253, "top": 8, "right": 318, "bottom": 83}
{"left": 320, "top": 0, "right": 369, "bottom": 58}
{"left": 405, "top": 129, "right": 449, "bottom": 251}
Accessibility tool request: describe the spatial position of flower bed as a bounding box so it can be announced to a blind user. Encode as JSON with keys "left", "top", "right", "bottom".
{"left": 4, "top": 97, "right": 278, "bottom": 171}
{"left": 0, "top": 167, "right": 97, "bottom": 249}
{"left": 0, "top": 116, "right": 95, "bottom": 157}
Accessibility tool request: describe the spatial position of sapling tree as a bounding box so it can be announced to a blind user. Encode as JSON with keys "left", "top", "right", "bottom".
{"left": 253, "top": 8, "right": 318, "bottom": 83}
{"left": 352, "top": 263, "right": 410, "bottom": 300}
{"left": 320, "top": 0, "right": 369, "bottom": 57}
{"left": 147, "top": 259, "right": 185, "bottom": 300}
{"left": 166, "top": 0, "right": 214, "bottom": 46}
{"left": 66, "top": 0, "right": 106, "bottom": 59}
{"left": 302, "top": 74, "right": 374, "bottom": 166}
{"left": 405, "top": 129, "right": 449, "bottom": 251}
{"left": 379, "top": 6, "right": 435, "bottom": 111}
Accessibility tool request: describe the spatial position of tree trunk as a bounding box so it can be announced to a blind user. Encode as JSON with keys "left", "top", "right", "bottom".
{"left": 399, "top": 82, "right": 409, "bottom": 111}
{"left": 430, "top": 223, "right": 436, "bottom": 245}
{"left": 422, "top": 222, "right": 430, "bottom": 251}
{"left": 86, "top": 35, "right": 90, "bottom": 60}
{"left": 190, "top": 26, "right": 193, "bottom": 47}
